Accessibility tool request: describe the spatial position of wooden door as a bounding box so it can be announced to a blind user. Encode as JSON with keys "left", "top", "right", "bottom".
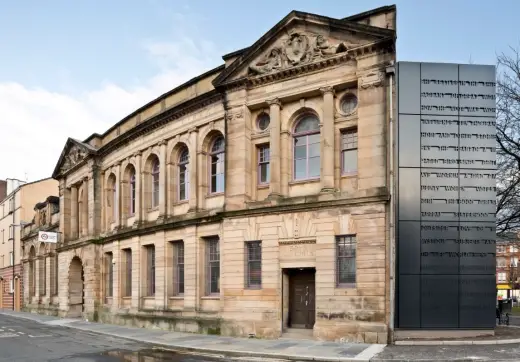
{"left": 289, "top": 269, "right": 316, "bottom": 329}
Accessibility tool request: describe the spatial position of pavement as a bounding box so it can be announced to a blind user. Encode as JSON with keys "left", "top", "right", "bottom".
{"left": 0, "top": 309, "right": 385, "bottom": 362}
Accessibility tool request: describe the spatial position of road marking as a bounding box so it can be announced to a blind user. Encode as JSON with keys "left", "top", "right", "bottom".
{"left": 354, "top": 344, "right": 387, "bottom": 361}
{"left": 0, "top": 333, "right": 19, "bottom": 338}
{"left": 18, "top": 332, "right": 25, "bottom": 335}
{"left": 28, "top": 334, "right": 52, "bottom": 338}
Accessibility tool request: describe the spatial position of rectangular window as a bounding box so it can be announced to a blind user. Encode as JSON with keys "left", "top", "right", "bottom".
{"left": 9, "top": 252, "right": 13, "bottom": 266}
{"left": 245, "top": 241, "right": 262, "bottom": 289}
{"left": 498, "top": 272, "right": 507, "bottom": 282}
{"left": 257, "top": 145, "right": 270, "bottom": 185}
{"left": 512, "top": 257, "right": 519, "bottom": 267}
{"left": 205, "top": 238, "right": 220, "bottom": 295}
{"left": 341, "top": 129, "right": 358, "bottom": 174}
{"left": 173, "top": 242, "right": 185, "bottom": 295}
{"left": 130, "top": 179, "right": 136, "bottom": 215}
{"left": 511, "top": 245, "right": 519, "bottom": 253}
{"left": 9, "top": 279, "right": 13, "bottom": 293}
{"left": 497, "top": 245, "right": 505, "bottom": 253}
{"left": 336, "top": 235, "right": 356, "bottom": 286}
{"left": 123, "top": 248, "right": 132, "bottom": 297}
{"left": 105, "top": 252, "right": 113, "bottom": 298}
{"left": 147, "top": 245, "right": 155, "bottom": 296}
{"left": 8, "top": 225, "right": 13, "bottom": 240}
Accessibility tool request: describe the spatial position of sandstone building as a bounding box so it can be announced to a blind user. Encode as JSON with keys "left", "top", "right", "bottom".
{"left": 50, "top": 5, "right": 396, "bottom": 343}
{"left": 0, "top": 178, "right": 58, "bottom": 310}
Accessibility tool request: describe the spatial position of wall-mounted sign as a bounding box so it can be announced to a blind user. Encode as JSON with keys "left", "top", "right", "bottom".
{"left": 38, "top": 231, "right": 58, "bottom": 243}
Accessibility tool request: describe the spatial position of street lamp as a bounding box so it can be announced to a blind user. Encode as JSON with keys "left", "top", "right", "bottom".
{"left": 3, "top": 222, "right": 30, "bottom": 310}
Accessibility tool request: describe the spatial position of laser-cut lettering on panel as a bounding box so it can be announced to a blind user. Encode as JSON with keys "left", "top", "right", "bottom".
{"left": 396, "top": 62, "right": 496, "bottom": 329}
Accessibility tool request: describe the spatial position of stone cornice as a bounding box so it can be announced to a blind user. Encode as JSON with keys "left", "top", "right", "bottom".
{"left": 98, "top": 91, "right": 223, "bottom": 157}
{"left": 57, "top": 190, "right": 389, "bottom": 249}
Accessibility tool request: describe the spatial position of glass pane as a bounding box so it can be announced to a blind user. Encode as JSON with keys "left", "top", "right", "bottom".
{"left": 308, "top": 143, "right": 320, "bottom": 158}
{"left": 211, "top": 176, "right": 217, "bottom": 193}
{"left": 309, "top": 156, "right": 320, "bottom": 177}
{"left": 295, "top": 116, "right": 319, "bottom": 133}
{"left": 294, "top": 145, "right": 307, "bottom": 159}
{"left": 179, "top": 186, "right": 186, "bottom": 201}
{"left": 294, "top": 159, "right": 306, "bottom": 179}
{"left": 342, "top": 150, "right": 358, "bottom": 173}
{"left": 294, "top": 135, "right": 307, "bottom": 147}
{"left": 308, "top": 133, "right": 320, "bottom": 145}
{"left": 259, "top": 164, "right": 269, "bottom": 183}
{"left": 216, "top": 174, "right": 225, "bottom": 193}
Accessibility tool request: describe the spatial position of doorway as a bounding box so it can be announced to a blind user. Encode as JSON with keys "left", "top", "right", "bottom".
{"left": 0, "top": 279, "right": 3, "bottom": 308}
{"left": 14, "top": 278, "right": 20, "bottom": 311}
{"left": 287, "top": 268, "right": 316, "bottom": 329}
{"left": 68, "top": 257, "right": 84, "bottom": 317}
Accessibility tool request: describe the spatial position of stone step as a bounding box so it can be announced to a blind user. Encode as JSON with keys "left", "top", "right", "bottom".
{"left": 280, "top": 328, "right": 314, "bottom": 340}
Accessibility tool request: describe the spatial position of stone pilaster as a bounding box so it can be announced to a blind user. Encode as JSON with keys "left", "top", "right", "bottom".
{"left": 268, "top": 98, "right": 282, "bottom": 198}
{"left": 70, "top": 185, "right": 78, "bottom": 240}
{"left": 114, "top": 163, "right": 121, "bottom": 228}
{"left": 60, "top": 183, "right": 71, "bottom": 242}
{"left": 133, "top": 152, "right": 142, "bottom": 227}
{"left": 158, "top": 140, "right": 167, "bottom": 219}
{"left": 82, "top": 177, "right": 89, "bottom": 237}
{"left": 320, "top": 86, "right": 336, "bottom": 192}
{"left": 188, "top": 128, "right": 198, "bottom": 211}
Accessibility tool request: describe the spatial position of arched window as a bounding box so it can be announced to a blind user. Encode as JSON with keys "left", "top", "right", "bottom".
{"left": 293, "top": 115, "right": 320, "bottom": 180}
{"left": 130, "top": 170, "right": 136, "bottom": 215}
{"left": 151, "top": 158, "right": 160, "bottom": 207}
{"left": 178, "top": 147, "right": 189, "bottom": 201}
{"left": 210, "top": 137, "right": 225, "bottom": 194}
{"left": 107, "top": 174, "right": 117, "bottom": 223}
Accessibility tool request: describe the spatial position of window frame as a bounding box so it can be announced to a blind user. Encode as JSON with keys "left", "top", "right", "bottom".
{"left": 124, "top": 248, "right": 132, "bottom": 297}
{"left": 257, "top": 144, "right": 270, "bottom": 185}
{"left": 105, "top": 252, "right": 113, "bottom": 299}
{"left": 151, "top": 158, "right": 160, "bottom": 208}
{"left": 336, "top": 235, "right": 357, "bottom": 288}
{"left": 245, "top": 241, "right": 262, "bottom": 289}
{"left": 178, "top": 148, "right": 190, "bottom": 201}
{"left": 130, "top": 171, "right": 136, "bottom": 215}
{"left": 173, "top": 241, "right": 185, "bottom": 296}
{"left": 205, "top": 238, "right": 220, "bottom": 295}
{"left": 209, "top": 137, "right": 225, "bottom": 194}
{"left": 341, "top": 128, "right": 358, "bottom": 175}
{"left": 292, "top": 115, "right": 321, "bottom": 181}
{"left": 146, "top": 245, "right": 156, "bottom": 296}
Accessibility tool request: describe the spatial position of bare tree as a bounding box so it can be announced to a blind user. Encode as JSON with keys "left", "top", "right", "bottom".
{"left": 496, "top": 48, "right": 520, "bottom": 235}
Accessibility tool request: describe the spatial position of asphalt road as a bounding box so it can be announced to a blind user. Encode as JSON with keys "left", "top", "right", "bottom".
{"left": 0, "top": 315, "right": 275, "bottom": 362}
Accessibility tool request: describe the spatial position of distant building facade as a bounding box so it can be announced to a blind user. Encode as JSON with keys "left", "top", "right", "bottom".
{"left": 51, "top": 6, "right": 396, "bottom": 343}
{"left": 21, "top": 196, "right": 60, "bottom": 314}
{"left": 0, "top": 178, "right": 58, "bottom": 310}
{"left": 497, "top": 235, "right": 520, "bottom": 299}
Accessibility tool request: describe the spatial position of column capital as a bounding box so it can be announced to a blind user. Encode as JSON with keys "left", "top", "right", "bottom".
{"left": 319, "top": 86, "right": 335, "bottom": 96}
{"left": 188, "top": 127, "right": 199, "bottom": 134}
{"left": 133, "top": 151, "right": 142, "bottom": 158}
{"left": 158, "top": 139, "right": 167, "bottom": 147}
{"left": 267, "top": 98, "right": 282, "bottom": 108}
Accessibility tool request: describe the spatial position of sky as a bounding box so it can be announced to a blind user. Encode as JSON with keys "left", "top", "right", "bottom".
{"left": 0, "top": 0, "right": 518, "bottom": 181}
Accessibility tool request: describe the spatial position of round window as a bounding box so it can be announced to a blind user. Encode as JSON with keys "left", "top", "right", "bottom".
{"left": 257, "top": 113, "right": 270, "bottom": 131}
{"left": 340, "top": 94, "right": 358, "bottom": 115}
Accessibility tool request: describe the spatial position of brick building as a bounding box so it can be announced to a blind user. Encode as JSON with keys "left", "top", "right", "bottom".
{"left": 496, "top": 235, "right": 520, "bottom": 299}
{"left": 50, "top": 6, "right": 396, "bottom": 343}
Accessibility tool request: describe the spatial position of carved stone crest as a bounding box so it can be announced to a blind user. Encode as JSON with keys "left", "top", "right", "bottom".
{"left": 60, "top": 145, "right": 87, "bottom": 173}
{"left": 249, "top": 32, "right": 349, "bottom": 76}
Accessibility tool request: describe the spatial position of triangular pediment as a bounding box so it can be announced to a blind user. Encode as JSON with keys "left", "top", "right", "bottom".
{"left": 213, "top": 11, "right": 395, "bottom": 87}
{"left": 52, "top": 138, "right": 97, "bottom": 179}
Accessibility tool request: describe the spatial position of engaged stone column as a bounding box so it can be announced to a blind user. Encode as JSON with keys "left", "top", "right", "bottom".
{"left": 133, "top": 152, "right": 142, "bottom": 226}
{"left": 158, "top": 140, "right": 167, "bottom": 219}
{"left": 188, "top": 128, "right": 198, "bottom": 211}
{"left": 268, "top": 98, "right": 282, "bottom": 197}
{"left": 70, "top": 185, "right": 78, "bottom": 239}
{"left": 320, "top": 86, "right": 335, "bottom": 191}
{"left": 114, "top": 163, "right": 121, "bottom": 228}
{"left": 82, "top": 177, "right": 89, "bottom": 236}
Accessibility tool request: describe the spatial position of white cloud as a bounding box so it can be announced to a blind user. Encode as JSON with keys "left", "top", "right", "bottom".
{"left": 0, "top": 18, "right": 221, "bottom": 182}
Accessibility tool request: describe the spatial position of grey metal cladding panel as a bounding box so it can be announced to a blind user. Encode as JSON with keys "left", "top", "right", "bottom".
{"left": 398, "top": 221, "right": 421, "bottom": 275}
{"left": 459, "top": 275, "right": 496, "bottom": 328}
{"left": 398, "top": 115, "right": 421, "bottom": 167}
{"left": 398, "top": 62, "right": 421, "bottom": 115}
{"left": 459, "top": 117, "right": 496, "bottom": 168}
{"left": 459, "top": 64, "right": 496, "bottom": 117}
{"left": 421, "top": 222, "right": 459, "bottom": 275}
{"left": 398, "top": 275, "right": 421, "bottom": 328}
{"left": 399, "top": 168, "right": 420, "bottom": 221}
{"left": 421, "top": 275, "right": 459, "bottom": 328}
{"left": 459, "top": 223, "right": 496, "bottom": 275}
{"left": 420, "top": 63, "right": 459, "bottom": 116}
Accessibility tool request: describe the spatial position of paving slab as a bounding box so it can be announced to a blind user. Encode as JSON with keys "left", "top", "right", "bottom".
{"left": 0, "top": 309, "right": 384, "bottom": 361}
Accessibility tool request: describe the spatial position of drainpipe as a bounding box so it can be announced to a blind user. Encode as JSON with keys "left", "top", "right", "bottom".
{"left": 386, "top": 61, "right": 396, "bottom": 336}
{"left": 11, "top": 197, "right": 15, "bottom": 311}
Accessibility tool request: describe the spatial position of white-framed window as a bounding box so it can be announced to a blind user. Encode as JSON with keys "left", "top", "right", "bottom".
{"left": 341, "top": 128, "right": 358, "bottom": 174}
{"left": 257, "top": 145, "right": 270, "bottom": 185}
{"left": 498, "top": 272, "right": 507, "bottom": 282}
{"left": 178, "top": 148, "right": 190, "bottom": 201}
{"left": 9, "top": 251, "right": 13, "bottom": 266}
